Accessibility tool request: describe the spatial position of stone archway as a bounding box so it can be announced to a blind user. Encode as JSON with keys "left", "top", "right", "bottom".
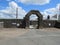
{"left": 24, "top": 10, "right": 43, "bottom": 29}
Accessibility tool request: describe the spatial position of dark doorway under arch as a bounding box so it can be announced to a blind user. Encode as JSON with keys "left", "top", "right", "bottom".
{"left": 29, "top": 14, "right": 38, "bottom": 29}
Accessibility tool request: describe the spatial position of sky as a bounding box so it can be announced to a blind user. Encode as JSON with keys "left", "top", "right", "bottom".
{"left": 0, "top": 0, "right": 60, "bottom": 19}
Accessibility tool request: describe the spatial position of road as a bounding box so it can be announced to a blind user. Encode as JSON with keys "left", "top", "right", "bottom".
{"left": 0, "top": 29, "right": 60, "bottom": 45}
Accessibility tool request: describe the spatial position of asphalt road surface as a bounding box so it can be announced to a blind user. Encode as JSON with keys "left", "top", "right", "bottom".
{"left": 0, "top": 29, "right": 60, "bottom": 45}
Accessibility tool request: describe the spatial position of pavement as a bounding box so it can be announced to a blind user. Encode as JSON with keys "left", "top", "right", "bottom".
{"left": 0, "top": 29, "right": 60, "bottom": 45}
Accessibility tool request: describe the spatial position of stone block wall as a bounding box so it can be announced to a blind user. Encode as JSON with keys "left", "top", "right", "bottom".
{"left": 42, "top": 20, "right": 56, "bottom": 28}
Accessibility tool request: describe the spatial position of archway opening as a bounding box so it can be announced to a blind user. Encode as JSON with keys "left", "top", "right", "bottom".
{"left": 24, "top": 10, "right": 43, "bottom": 29}
{"left": 29, "top": 14, "right": 38, "bottom": 29}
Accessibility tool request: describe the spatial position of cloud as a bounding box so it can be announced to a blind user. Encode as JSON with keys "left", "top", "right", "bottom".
{"left": 30, "top": 14, "right": 38, "bottom": 20}
{"left": 16, "top": 0, "right": 50, "bottom": 5}
{"left": 56, "top": 3, "right": 60, "bottom": 9}
{"left": 44, "top": 8, "right": 56, "bottom": 16}
{"left": 0, "top": 1, "right": 26, "bottom": 19}
{"left": 42, "top": 3, "right": 60, "bottom": 20}
{"left": 44, "top": 3, "right": 60, "bottom": 15}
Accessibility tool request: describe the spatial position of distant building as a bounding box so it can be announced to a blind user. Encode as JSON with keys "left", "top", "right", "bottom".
{"left": 52, "top": 14, "right": 57, "bottom": 20}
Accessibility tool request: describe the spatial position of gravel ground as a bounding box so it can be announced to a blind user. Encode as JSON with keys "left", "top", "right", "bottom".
{"left": 0, "top": 28, "right": 60, "bottom": 38}
{"left": 0, "top": 28, "right": 29, "bottom": 39}
{"left": 0, "top": 28, "right": 60, "bottom": 45}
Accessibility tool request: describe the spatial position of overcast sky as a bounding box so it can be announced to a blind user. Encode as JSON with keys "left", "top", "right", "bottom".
{"left": 0, "top": 0, "right": 60, "bottom": 19}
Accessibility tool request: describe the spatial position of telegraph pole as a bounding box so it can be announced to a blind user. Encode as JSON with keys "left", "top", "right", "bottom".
{"left": 58, "top": 5, "right": 60, "bottom": 20}
{"left": 16, "top": 8, "right": 18, "bottom": 19}
{"left": 16, "top": 8, "right": 18, "bottom": 27}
